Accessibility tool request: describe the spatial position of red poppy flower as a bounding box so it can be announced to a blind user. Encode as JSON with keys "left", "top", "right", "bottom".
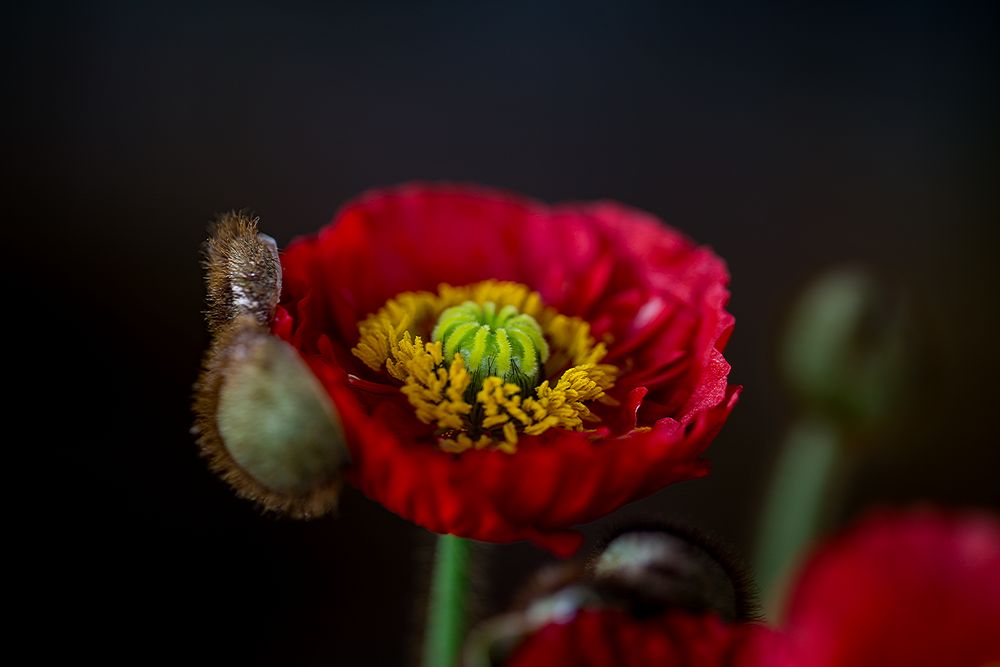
{"left": 780, "top": 508, "right": 1000, "bottom": 667}
{"left": 266, "top": 183, "right": 737, "bottom": 555}
{"left": 502, "top": 609, "right": 776, "bottom": 667}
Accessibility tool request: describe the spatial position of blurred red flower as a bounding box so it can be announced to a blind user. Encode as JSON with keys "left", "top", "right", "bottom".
{"left": 781, "top": 508, "right": 1000, "bottom": 667}
{"left": 274, "top": 184, "right": 737, "bottom": 554}
{"left": 504, "top": 609, "right": 776, "bottom": 667}
{"left": 479, "top": 509, "right": 1000, "bottom": 666}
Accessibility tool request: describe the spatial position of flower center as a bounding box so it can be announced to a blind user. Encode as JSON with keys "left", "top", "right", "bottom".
{"left": 431, "top": 301, "right": 550, "bottom": 395}
{"left": 351, "top": 280, "right": 618, "bottom": 454}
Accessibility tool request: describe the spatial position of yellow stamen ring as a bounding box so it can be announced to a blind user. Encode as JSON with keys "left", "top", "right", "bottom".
{"left": 352, "top": 281, "right": 618, "bottom": 453}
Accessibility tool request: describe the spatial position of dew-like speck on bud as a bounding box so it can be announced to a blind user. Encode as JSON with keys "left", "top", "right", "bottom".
{"left": 192, "top": 317, "right": 349, "bottom": 518}
{"left": 203, "top": 211, "right": 282, "bottom": 334}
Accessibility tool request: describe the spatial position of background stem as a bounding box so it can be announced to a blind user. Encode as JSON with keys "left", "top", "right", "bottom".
{"left": 754, "top": 416, "right": 841, "bottom": 617}
{"left": 421, "top": 534, "right": 471, "bottom": 667}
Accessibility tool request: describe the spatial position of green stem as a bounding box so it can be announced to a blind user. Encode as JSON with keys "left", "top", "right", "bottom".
{"left": 754, "top": 416, "right": 841, "bottom": 618}
{"left": 421, "top": 534, "right": 471, "bottom": 667}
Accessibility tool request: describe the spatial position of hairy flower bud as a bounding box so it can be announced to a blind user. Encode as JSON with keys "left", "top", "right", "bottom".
{"left": 591, "top": 525, "right": 754, "bottom": 621}
{"left": 193, "top": 317, "right": 348, "bottom": 517}
{"left": 203, "top": 211, "right": 282, "bottom": 334}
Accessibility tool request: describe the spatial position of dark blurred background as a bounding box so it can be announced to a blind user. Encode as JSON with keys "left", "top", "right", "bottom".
{"left": 13, "top": 1, "right": 998, "bottom": 664}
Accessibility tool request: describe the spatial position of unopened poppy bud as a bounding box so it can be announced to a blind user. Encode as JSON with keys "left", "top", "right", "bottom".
{"left": 193, "top": 317, "right": 348, "bottom": 517}
{"left": 203, "top": 211, "right": 282, "bottom": 334}
{"left": 781, "top": 268, "right": 906, "bottom": 428}
{"left": 591, "top": 525, "right": 754, "bottom": 621}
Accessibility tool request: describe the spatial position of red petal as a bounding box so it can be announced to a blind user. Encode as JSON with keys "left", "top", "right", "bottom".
{"left": 507, "top": 610, "right": 780, "bottom": 667}
{"left": 782, "top": 509, "right": 1000, "bottom": 667}
{"left": 305, "top": 350, "right": 738, "bottom": 555}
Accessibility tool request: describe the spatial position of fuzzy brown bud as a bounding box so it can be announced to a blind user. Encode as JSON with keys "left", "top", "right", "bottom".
{"left": 203, "top": 211, "right": 282, "bottom": 334}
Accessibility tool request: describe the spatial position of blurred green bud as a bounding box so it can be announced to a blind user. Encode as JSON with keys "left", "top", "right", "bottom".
{"left": 781, "top": 268, "right": 907, "bottom": 429}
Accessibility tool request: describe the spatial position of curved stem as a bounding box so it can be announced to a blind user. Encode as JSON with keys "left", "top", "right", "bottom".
{"left": 421, "top": 534, "right": 471, "bottom": 667}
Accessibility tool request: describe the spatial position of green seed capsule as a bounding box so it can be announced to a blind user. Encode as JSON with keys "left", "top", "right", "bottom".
{"left": 432, "top": 300, "right": 549, "bottom": 393}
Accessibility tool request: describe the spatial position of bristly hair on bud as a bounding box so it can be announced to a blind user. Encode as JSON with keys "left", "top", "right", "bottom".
{"left": 203, "top": 211, "right": 282, "bottom": 334}
{"left": 588, "top": 519, "right": 760, "bottom": 622}
{"left": 192, "top": 316, "right": 349, "bottom": 518}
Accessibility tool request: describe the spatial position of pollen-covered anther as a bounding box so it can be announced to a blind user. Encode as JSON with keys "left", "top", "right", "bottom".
{"left": 394, "top": 334, "right": 473, "bottom": 431}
